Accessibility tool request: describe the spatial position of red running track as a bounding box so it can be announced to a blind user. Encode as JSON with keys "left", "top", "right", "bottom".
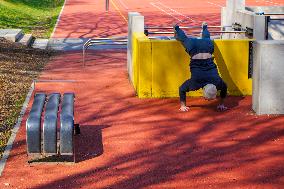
{"left": 52, "top": 0, "right": 284, "bottom": 38}
{"left": 1, "top": 0, "right": 284, "bottom": 188}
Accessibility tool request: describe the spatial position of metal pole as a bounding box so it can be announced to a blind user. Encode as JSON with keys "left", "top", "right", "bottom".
{"left": 106, "top": 0, "right": 109, "bottom": 12}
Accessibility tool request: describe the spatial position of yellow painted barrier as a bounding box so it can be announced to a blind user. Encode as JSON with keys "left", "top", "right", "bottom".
{"left": 132, "top": 33, "right": 151, "bottom": 97}
{"left": 131, "top": 33, "right": 252, "bottom": 98}
{"left": 214, "top": 40, "right": 252, "bottom": 95}
{"left": 151, "top": 40, "right": 191, "bottom": 97}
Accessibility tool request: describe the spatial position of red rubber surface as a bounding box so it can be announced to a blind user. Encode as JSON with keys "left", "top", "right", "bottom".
{"left": 2, "top": 0, "right": 284, "bottom": 188}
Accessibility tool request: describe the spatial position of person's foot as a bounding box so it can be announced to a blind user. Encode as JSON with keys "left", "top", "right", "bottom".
{"left": 179, "top": 106, "right": 190, "bottom": 112}
{"left": 217, "top": 104, "right": 228, "bottom": 111}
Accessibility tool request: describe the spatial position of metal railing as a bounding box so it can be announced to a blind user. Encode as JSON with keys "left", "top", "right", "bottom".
{"left": 145, "top": 25, "right": 232, "bottom": 30}
{"left": 263, "top": 13, "right": 284, "bottom": 16}
{"left": 146, "top": 31, "right": 246, "bottom": 35}
{"left": 83, "top": 37, "right": 128, "bottom": 67}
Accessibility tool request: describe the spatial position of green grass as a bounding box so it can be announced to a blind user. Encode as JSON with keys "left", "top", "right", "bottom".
{"left": 0, "top": 0, "right": 64, "bottom": 38}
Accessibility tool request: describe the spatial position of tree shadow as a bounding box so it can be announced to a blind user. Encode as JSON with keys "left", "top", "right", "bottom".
{"left": 75, "top": 124, "right": 110, "bottom": 163}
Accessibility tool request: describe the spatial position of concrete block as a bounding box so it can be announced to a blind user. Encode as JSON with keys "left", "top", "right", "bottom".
{"left": 0, "top": 29, "right": 23, "bottom": 42}
{"left": 225, "top": 0, "right": 245, "bottom": 25}
{"left": 268, "top": 20, "right": 284, "bottom": 40}
{"left": 235, "top": 10, "right": 254, "bottom": 29}
{"left": 127, "top": 12, "right": 144, "bottom": 84}
{"left": 17, "top": 34, "right": 33, "bottom": 46}
{"left": 246, "top": 6, "right": 284, "bottom": 14}
{"left": 253, "top": 15, "right": 267, "bottom": 40}
{"left": 221, "top": 7, "right": 227, "bottom": 27}
{"left": 0, "top": 29, "right": 10, "bottom": 36}
{"left": 48, "top": 38, "right": 84, "bottom": 51}
{"left": 127, "top": 12, "right": 141, "bottom": 73}
{"left": 222, "top": 0, "right": 246, "bottom": 39}
{"left": 252, "top": 40, "right": 284, "bottom": 114}
{"left": 32, "top": 39, "right": 49, "bottom": 50}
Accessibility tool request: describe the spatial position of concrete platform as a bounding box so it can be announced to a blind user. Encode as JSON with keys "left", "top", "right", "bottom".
{"left": 17, "top": 34, "right": 33, "bottom": 46}
{"left": 32, "top": 39, "right": 49, "bottom": 50}
{"left": 0, "top": 29, "right": 23, "bottom": 42}
{"left": 48, "top": 38, "right": 126, "bottom": 51}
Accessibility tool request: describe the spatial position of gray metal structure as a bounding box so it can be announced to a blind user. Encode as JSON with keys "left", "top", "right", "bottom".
{"left": 26, "top": 93, "right": 46, "bottom": 154}
{"left": 82, "top": 37, "right": 127, "bottom": 66}
{"left": 146, "top": 31, "right": 246, "bottom": 35}
{"left": 43, "top": 93, "right": 61, "bottom": 154}
{"left": 26, "top": 92, "right": 76, "bottom": 162}
{"left": 60, "top": 93, "right": 75, "bottom": 155}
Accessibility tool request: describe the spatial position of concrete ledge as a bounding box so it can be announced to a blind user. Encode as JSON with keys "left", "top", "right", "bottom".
{"left": 252, "top": 40, "right": 284, "bottom": 115}
{"left": 17, "top": 34, "right": 33, "bottom": 46}
{"left": 48, "top": 38, "right": 127, "bottom": 51}
{"left": 32, "top": 39, "right": 49, "bottom": 50}
{"left": 268, "top": 20, "right": 284, "bottom": 40}
{"left": 0, "top": 29, "right": 23, "bottom": 42}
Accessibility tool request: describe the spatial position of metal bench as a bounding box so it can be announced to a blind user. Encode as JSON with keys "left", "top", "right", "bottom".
{"left": 26, "top": 92, "right": 77, "bottom": 162}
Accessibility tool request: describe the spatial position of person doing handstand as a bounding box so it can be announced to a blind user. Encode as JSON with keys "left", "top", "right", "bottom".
{"left": 174, "top": 22, "right": 228, "bottom": 112}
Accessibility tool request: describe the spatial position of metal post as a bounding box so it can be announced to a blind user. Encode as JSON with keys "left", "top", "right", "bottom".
{"left": 106, "top": 0, "right": 109, "bottom": 12}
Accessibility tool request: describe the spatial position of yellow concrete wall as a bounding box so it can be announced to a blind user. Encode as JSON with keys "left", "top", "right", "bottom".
{"left": 132, "top": 33, "right": 152, "bottom": 97}
{"left": 151, "top": 40, "right": 193, "bottom": 97}
{"left": 131, "top": 33, "right": 252, "bottom": 98}
{"left": 214, "top": 40, "right": 252, "bottom": 95}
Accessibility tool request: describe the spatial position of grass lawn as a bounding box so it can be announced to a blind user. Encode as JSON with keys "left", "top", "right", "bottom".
{"left": 0, "top": 0, "right": 64, "bottom": 38}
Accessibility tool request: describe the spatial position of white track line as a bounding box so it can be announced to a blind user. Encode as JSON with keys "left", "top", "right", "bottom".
{"left": 0, "top": 83, "right": 34, "bottom": 176}
{"left": 255, "top": 0, "right": 279, "bottom": 5}
{"left": 150, "top": 2, "right": 183, "bottom": 22}
{"left": 116, "top": 0, "right": 129, "bottom": 10}
{"left": 261, "top": 0, "right": 279, "bottom": 5}
{"left": 51, "top": 0, "right": 67, "bottom": 38}
{"left": 156, "top": 1, "right": 196, "bottom": 22}
{"left": 207, "top": 1, "right": 223, "bottom": 8}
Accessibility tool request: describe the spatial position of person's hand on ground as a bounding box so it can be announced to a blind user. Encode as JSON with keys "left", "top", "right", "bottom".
{"left": 217, "top": 104, "right": 228, "bottom": 111}
{"left": 179, "top": 105, "right": 190, "bottom": 112}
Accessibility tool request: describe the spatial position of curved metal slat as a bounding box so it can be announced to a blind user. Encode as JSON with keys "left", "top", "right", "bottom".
{"left": 43, "top": 93, "right": 61, "bottom": 155}
{"left": 26, "top": 93, "right": 46, "bottom": 154}
{"left": 60, "top": 93, "right": 75, "bottom": 155}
